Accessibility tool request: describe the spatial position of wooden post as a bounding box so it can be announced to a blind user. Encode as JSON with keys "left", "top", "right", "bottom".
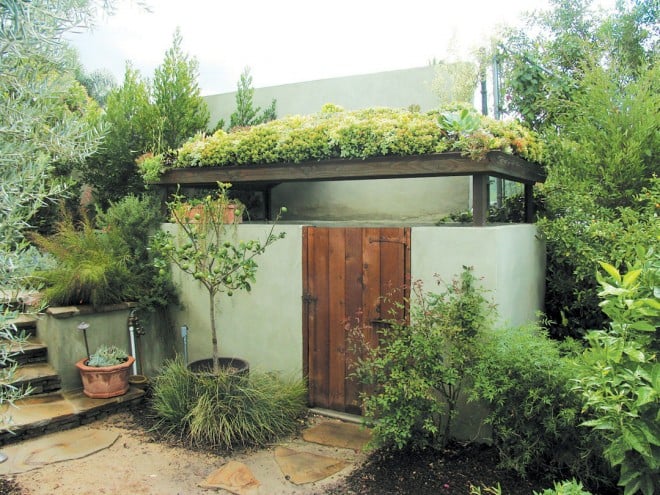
{"left": 472, "top": 174, "right": 489, "bottom": 226}
{"left": 524, "top": 183, "right": 534, "bottom": 223}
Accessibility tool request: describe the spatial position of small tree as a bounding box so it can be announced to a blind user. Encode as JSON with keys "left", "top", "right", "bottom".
{"left": 153, "top": 28, "right": 210, "bottom": 150}
{"left": 153, "top": 183, "right": 285, "bottom": 373}
{"left": 81, "top": 64, "right": 159, "bottom": 208}
{"left": 228, "top": 67, "right": 277, "bottom": 129}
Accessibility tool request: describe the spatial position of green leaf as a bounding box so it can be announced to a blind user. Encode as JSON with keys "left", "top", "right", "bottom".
{"left": 618, "top": 462, "right": 640, "bottom": 487}
{"left": 629, "top": 321, "right": 658, "bottom": 332}
{"left": 621, "top": 475, "right": 641, "bottom": 495}
{"left": 639, "top": 474, "right": 656, "bottom": 495}
{"left": 622, "top": 269, "right": 642, "bottom": 287}
{"left": 582, "top": 418, "right": 616, "bottom": 430}
{"left": 623, "top": 425, "right": 652, "bottom": 457}
{"left": 650, "top": 365, "right": 660, "bottom": 390}
{"left": 599, "top": 261, "right": 622, "bottom": 283}
{"left": 624, "top": 347, "right": 646, "bottom": 362}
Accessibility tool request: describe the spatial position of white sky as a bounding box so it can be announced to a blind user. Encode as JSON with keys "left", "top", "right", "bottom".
{"left": 69, "top": 0, "right": 556, "bottom": 96}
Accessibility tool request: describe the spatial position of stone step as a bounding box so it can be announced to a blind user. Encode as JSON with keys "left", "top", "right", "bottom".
{"left": 3, "top": 314, "right": 38, "bottom": 337}
{"left": 0, "top": 387, "right": 145, "bottom": 446}
{"left": 2, "top": 337, "right": 48, "bottom": 366}
{"left": 9, "top": 362, "right": 62, "bottom": 395}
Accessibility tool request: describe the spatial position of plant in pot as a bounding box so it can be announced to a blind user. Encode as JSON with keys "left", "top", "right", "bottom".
{"left": 153, "top": 182, "right": 285, "bottom": 374}
{"left": 75, "top": 341, "right": 135, "bottom": 398}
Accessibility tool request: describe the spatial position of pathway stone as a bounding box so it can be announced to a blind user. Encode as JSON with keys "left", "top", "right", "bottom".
{"left": 0, "top": 427, "right": 119, "bottom": 474}
{"left": 274, "top": 446, "right": 348, "bottom": 485}
{"left": 199, "top": 460, "right": 260, "bottom": 494}
{"left": 302, "top": 420, "right": 372, "bottom": 451}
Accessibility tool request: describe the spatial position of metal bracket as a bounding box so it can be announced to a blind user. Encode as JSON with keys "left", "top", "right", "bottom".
{"left": 302, "top": 293, "right": 317, "bottom": 304}
{"left": 368, "top": 236, "right": 408, "bottom": 245}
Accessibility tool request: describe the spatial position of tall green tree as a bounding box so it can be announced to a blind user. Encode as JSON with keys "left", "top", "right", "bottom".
{"left": 498, "top": 0, "right": 658, "bottom": 338}
{"left": 1, "top": 0, "right": 116, "bottom": 425}
{"left": 153, "top": 28, "right": 209, "bottom": 150}
{"left": 228, "top": 67, "right": 277, "bottom": 129}
{"left": 500, "top": 0, "right": 657, "bottom": 130}
{"left": 81, "top": 64, "right": 158, "bottom": 208}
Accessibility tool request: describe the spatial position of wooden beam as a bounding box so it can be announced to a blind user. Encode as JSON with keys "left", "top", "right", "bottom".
{"left": 524, "top": 183, "right": 535, "bottom": 223}
{"left": 155, "top": 151, "right": 546, "bottom": 187}
{"left": 472, "top": 174, "right": 489, "bottom": 226}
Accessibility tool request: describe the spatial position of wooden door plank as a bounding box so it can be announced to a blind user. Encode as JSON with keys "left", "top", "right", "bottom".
{"left": 305, "top": 227, "right": 319, "bottom": 406}
{"left": 328, "top": 229, "right": 347, "bottom": 410}
{"left": 362, "top": 228, "right": 382, "bottom": 350}
{"left": 312, "top": 227, "right": 331, "bottom": 408}
{"left": 302, "top": 227, "right": 310, "bottom": 384}
{"left": 343, "top": 228, "right": 364, "bottom": 412}
{"left": 403, "top": 228, "right": 412, "bottom": 323}
{"left": 306, "top": 228, "right": 328, "bottom": 408}
{"left": 378, "top": 228, "right": 407, "bottom": 322}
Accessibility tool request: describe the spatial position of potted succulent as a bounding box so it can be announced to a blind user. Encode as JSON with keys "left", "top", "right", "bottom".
{"left": 153, "top": 182, "right": 285, "bottom": 374}
{"left": 75, "top": 344, "right": 135, "bottom": 398}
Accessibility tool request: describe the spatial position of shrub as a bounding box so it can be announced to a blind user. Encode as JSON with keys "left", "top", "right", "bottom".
{"left": 534, "top": 479, "right": 593, "bottom": 495}
{"left": 350, "top": 267, "right": 493, "bottom": 450}
{"left": 540, "top": 178, "right": 660, "bottom": 339}
{"left": 469, "top": 324, "right": 610, "bottom": 485}
{"left": 96, "top": 194, "right": 178, "bottom": 313}
{"left": 32, "top": 195, "right": 177, "bottom": 312}
{"left": 30, "top": 207, "right": 134, "bottom": 308}
{"left": 574, "top": 251, "right": 659, "bottom": 495}
{"left": 151, "top": 357, "right": 307, "bottom": 449}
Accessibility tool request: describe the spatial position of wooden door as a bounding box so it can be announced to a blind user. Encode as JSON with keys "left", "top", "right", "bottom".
{"left": 302, "top": 227, "right": 410, "bottom": 414}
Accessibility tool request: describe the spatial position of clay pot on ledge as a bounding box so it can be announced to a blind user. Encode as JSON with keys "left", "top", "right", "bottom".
{"left": 75, "top": 355, "right": 135, "bottom": 398}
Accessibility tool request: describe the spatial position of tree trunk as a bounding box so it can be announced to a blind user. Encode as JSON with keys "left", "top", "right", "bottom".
{"left": 209, "top": 291, "right": 219, "bottom": 373}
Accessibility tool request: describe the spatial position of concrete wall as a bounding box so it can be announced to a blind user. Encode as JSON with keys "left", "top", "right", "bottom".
{"left": 205, "top": 65, "right": 438, "bottom": 129}
{"left": 167, "top": 224, "right": 303, "bottom": 378}
{"left": 168, "top": 223, "right": 544, "bottom": 378}
{"left": 38, "top": 305, "right": 176, "bottom": 390}
{"left": 411, "top": 224, "right": 545, "bottom": 328}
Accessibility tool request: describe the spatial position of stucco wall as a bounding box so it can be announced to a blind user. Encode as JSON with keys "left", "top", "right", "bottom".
{"left": 38, "top": 305, "right": 176, "bottom": 390}
{"left": 167, "top": 224, "right": 303, "bottom": 377}
{"left": 411, "top": 224, "right": 545, "bottom": 328}
{"left": 168, "top": 223, "right": 543, "bottom": 377}
{"left": 205, "top": 65, "right": 438, "bottom": 129}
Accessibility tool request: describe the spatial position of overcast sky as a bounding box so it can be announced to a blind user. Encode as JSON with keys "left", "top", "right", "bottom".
{"left": 69, "top": 0, "right": 556, "bottom": 96}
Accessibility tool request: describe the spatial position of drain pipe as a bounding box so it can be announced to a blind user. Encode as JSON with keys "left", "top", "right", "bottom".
{"left": 180, "top": 325, "right": 189, "bottom": 364}
{"left": 127, "top": 310, "right": 139, "bottom": 375}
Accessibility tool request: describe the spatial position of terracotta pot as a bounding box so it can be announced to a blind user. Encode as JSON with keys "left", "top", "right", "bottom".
{"left": 128, "top": 374, "right": 149, "bottom": 390}
{"left": 75, "top": 355, "right": 135, "bottom": 398}
{"left": 181, "top": 204, "right": 241, "bottom": 224}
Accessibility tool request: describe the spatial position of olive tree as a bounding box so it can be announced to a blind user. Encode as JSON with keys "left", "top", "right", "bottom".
{"left": 1, "top": 0, "right": 115, "bottom": 425}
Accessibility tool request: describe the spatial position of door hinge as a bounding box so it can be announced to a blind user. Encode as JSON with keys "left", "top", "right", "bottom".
{"left": 369, "top": 236, "right": 408, "bottom": 245}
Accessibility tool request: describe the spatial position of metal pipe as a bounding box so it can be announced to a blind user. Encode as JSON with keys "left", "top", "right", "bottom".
{"left": 181, "top": 325, "right": 189, "bottom": 364}
{"left": 128, "top": 310, "right": 138, "bottom": 375}
{"left": 77, "top": 322, "right": 91, "bottom": 360}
